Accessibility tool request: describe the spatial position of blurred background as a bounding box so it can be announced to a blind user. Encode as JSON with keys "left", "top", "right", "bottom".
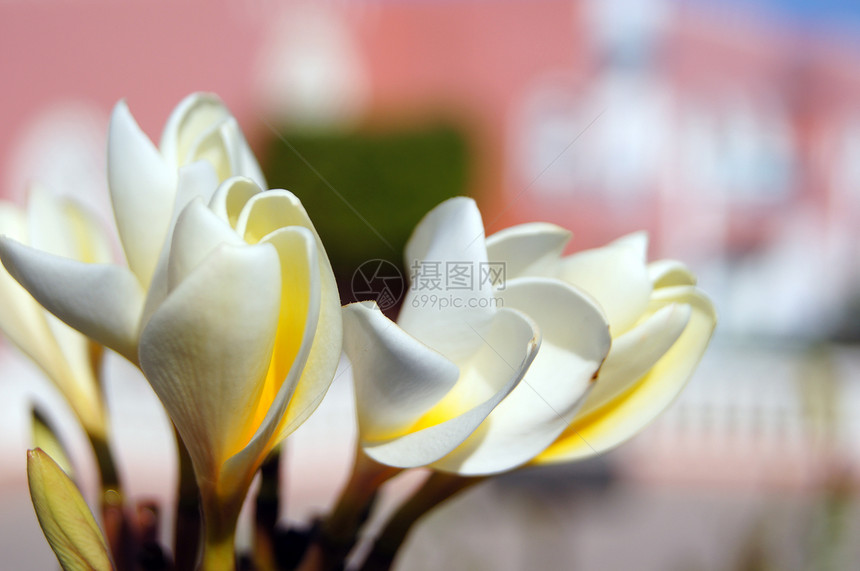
{"left": 2, "top": 0, "right": 860, "bottom": 569}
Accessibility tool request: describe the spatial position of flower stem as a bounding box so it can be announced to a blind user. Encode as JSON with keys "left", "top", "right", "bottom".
{"left": 358, "top": 472, "right": 485, "bottom": 571}
{"left": 298, "top": 448, "right": 401, "bottom": 571}
{"left": 201, "top": 526, "right": 237, "bottom": 571}
{"left": 88, "top": 432, "right": 120, "bottom": 492}
{"left": 174, "top": 425, "right": 202, "bottom": 571}
{"left": 81, "top": 343, "right": 136, "bottom": 569}
{"left": 87, "top": 431, "right": 132, "bottom": 569}
{"left": 86, "top": 343, "right": 119, "bottom": 495}
{"left": 253, "top": 447, "right": 282, "bottom": 571}
{"left": 200, "top": 491, "right": 241, "bottom": 571}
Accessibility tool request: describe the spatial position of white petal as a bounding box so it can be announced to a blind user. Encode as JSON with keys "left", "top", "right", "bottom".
{"left": 170, "top": 161, "right": 222, "bottom": 224}
{"left": 162, "top": 97, "right": 264, "bottom": 186}
{"left": 26, "top": 185, "right": 67, "bottom": 255}
{"left": 577, "top": 303, "right": 691, "bottom": 417}
{"left": 216, "top": 118, "right": 267, "bottom": 187}
{"left": 139, "top": 243, "right": 281, "bottom": 484}
{"left": 24, "top": 189, "right": 107, "bottom": 417}
{"left": 233, "top": 189, "right": 343, "bottom": 438}
{"left": 107, "top": 100, "right": 175, "bottom": 287}
{"left": 166, "top": 199, "right": 245, "bottom": 292}
{"left": 485, "top": 222, "right": 571, "bottom": 280}
{"left": 184, "top": 119, "right": 235, "bottom": 182}
{"left": 252, "top": 226, "right": 320, "bottom": 418}
{"left": 0, "top": 237, "right": 144, "bottom": 363}
{"left": 276, "top": 262, "right": 342, "bottom": 440}
{"left": 0, "top": 206, "right": 50, "bottom": 354}
{"left": 648, "top": 259, "right": 698, "bottom": 288}
{"left": 537, "top": 285, "right": 716, "bottom": 463}
{"left": 62, "top": 201, "right": 113, "bottom": 265}
{"left": 430, "top": 277, "right": 610, "bottom": 474}
{"left": 398, "top": 197, "right": 496, "bottom": 363}
{"left": 403, "top": 197, "right": 486, "bottom": 267}
{"left": 613, "top": 231, "right": 649, "bottom": 255}
{"left": 27, "top": 185, "right": 110, "bottom": 264}
{"left": 556, "top": 232, "right": 652, "bottom": 335}
{"left": 159, "top": 92, "right": 231, "bottom": 171}
{"left": 0, "top": 206, "right": 71, "bottom": 383}
{"left": 221, "top": 227, "right": 321, "bottom": 491}
{"left": 234, "top": 188, "right": 315, "bottom": 244}
{"left": 209, "top": 176, "right": 261, "bottom": 227}
{"left": 363, "top": 307, "right": 540, "bottom": 468}
{"left": 344, "top": 301, "right": 459, "bottom": 440}
{"left": 141, "top": 162, "right": 225, "bottom": 324}
{"left": 0, "top": 202, "right": 27, "bottom": 243}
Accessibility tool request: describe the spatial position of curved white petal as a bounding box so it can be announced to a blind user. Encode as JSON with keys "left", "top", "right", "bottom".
{"left": 142, "top": 161, "right": 223, "bottom": 324}
{"left": 649, "top": 259, "right": 697, "bottom": 288}
{"left": 166, "top": 199, "right": 245, "bottom": 292}
{"left": 0, "top": 202, "right": 27, "bottom": 249}
{"left": 233, "top": 189, "right": 343, "bottom": 438}
{"left": 0, "top": 201, "right": 105, "bottom": 431}
{"left": 221, "top": 227, "right": 321, "bottom": 491}
{"left": 0, "top": 205, "right": 47, "bottom": 350}
{"left": 613, "top": 231, "right": 649, "bottom": 255}
{"left": 344, "top": 301, "right": 459, "bottom": 440}
{"left": 536, "top": 285, "right": 716, "bottom": 463}
{"left": 27, "top": 185, "right": 111, "bottom": 265}
{"left": 430, "top": 277, "right": 610, "bottom": 474}
{"left": 27, "top": 189, "right": 109, "bottom": 413}
{"left": 27, "top": 185, "right": 72, "bottom": 258}
{"left": 169, "top": 161, "right": 223, "bottom": 225}
{"left": 485, "top": 222, "right": 571, "bottom": 280}
{"left": 577, "top": 303, "right": 691, "bottom": 418}
{"left": 556, "top": 232, "right": 652, "bottom": 335}
{"left": 0, "top": 206, "right": 70, "bottom": 380}
{"left": 185, "top": 119, "right": 235, "bottom": 182}
{"left": 108, "top": 100, "right": 176, "bottom": 288}
{"left": 214, "top": 118, "right": 266, "bottom": 188}
{"left": 253, "top": 226, "right": 320, "bottom": 429}
{"left": 363, "top": 307, "right": 540, "bottom": 468}
{"left": 139, "top": 243, "right": 281, "bottom": 484}
{"left": 403, "top": 197, "right": 486, "bottom": 267}
{"left": 398, "top": 197, "right": 496, "bottom": 363}
{"left": 0, "top": 237, "right": 144, "bottom": 363}
{"left": 224, "top": 119, "right": 267, "bottom": 189}
{"left": 160, "top": 94, "right": 265, "bottom": 187}
{"left": 209, "top": 176, "right": 261, "bottom": 227}
{"left": 234, "top": 188, "right": 319, "bottom": 244}
{"left": 276, "top": 274, "right": 342, "bottom": 439}
{"left": 159, "top": 92, "right": 231, "bottom": 171}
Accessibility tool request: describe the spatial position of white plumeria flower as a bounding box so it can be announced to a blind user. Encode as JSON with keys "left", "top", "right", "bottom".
{"left": 0, "top": 186, "right": 111, "bottom": 439}
{"left": 343, "top": 198, "right": 613, "bottom": 475}
{"left": 0, "top": 95, "right": 343, "bottom": 534}
{"left": 136, "top": 174, "right": 342, "bottom": 533}
{"left": 0, "top": 93, "right": 265, "bottom": 364}
{"left": 494, "top": 228, "right": 717, "bottom": 464}
{"left": 484, "top": 224, "right": 717, "bottom": 464}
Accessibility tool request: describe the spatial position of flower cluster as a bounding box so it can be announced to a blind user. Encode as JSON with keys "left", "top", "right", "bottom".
{"left": 346, "top": 198, "right": 714, "bottom": 476}
{"left": 0, "top": 93, "right": 715, "bottom": 571}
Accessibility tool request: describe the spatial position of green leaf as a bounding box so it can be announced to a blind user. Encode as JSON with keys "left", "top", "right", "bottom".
{"left": 27, "top": 448, "right": 114, "bottom": 571}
